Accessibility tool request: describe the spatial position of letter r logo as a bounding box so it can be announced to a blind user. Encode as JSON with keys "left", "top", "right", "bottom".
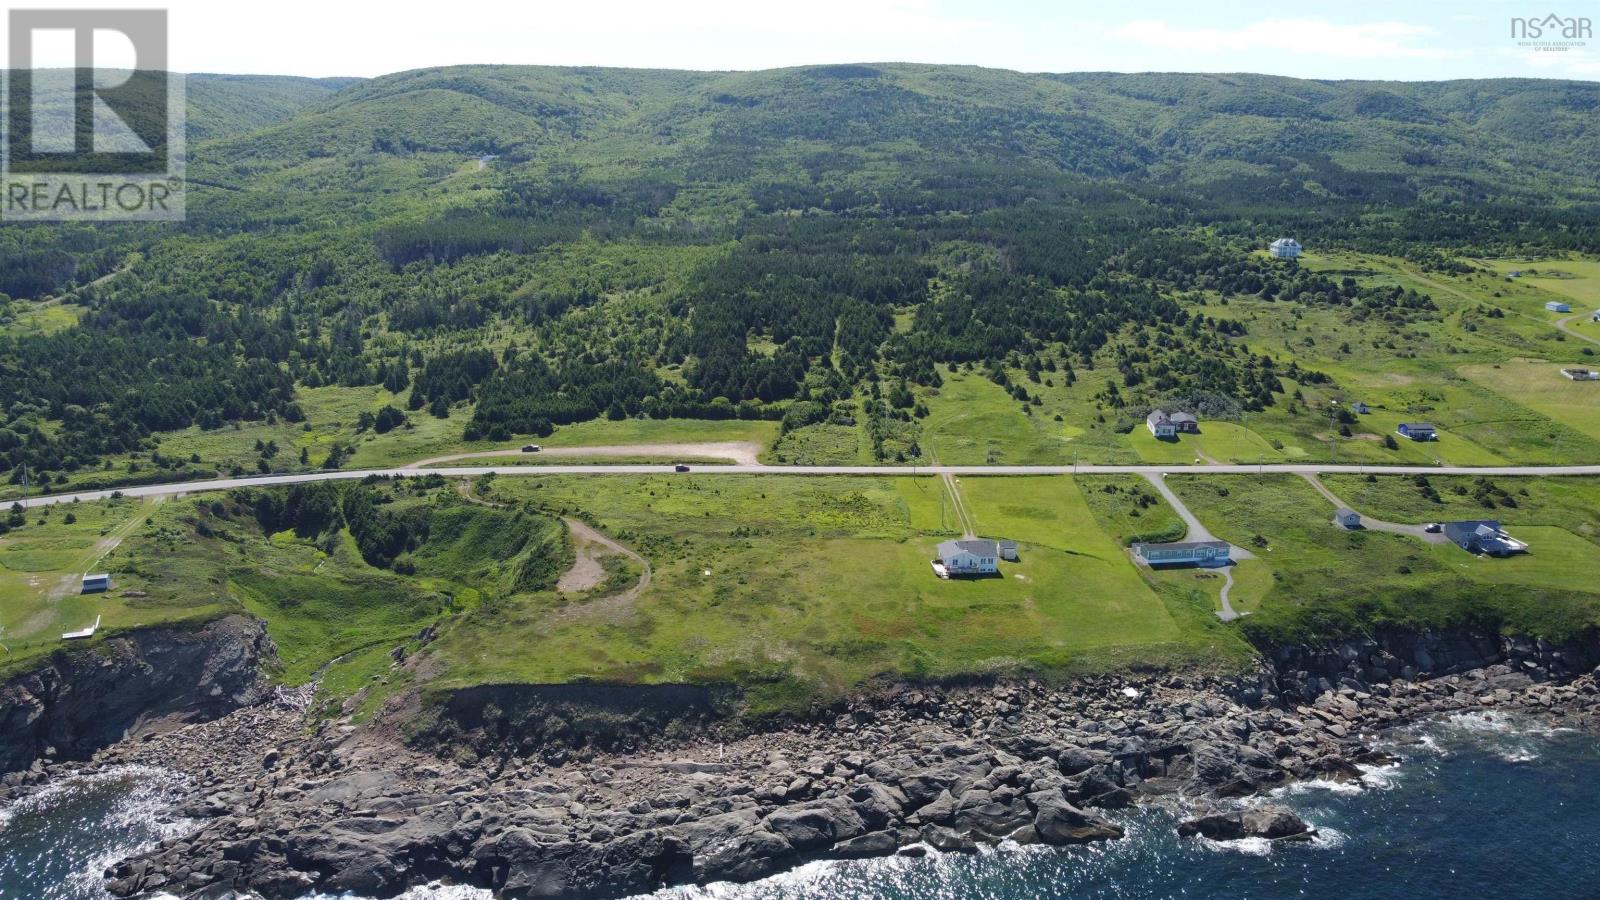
{"left": 6, "top": 9, "right": 169, "bottom": 173}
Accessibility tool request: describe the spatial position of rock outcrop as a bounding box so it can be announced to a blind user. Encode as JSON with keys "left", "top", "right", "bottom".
{"left": 0, "top": 615, "right": 276, "bottom": 774}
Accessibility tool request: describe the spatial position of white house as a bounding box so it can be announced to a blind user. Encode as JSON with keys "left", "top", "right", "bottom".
{"left": 1546, "top": 301, "right": 1572, "bottom": 313}
{"left": 1269, "top": 238, "right": 1302, "bottom": 259}
{"left": 937, "top": 539, "right": 999, "bottom": 576}
{"left": 1561, "top": 368, "right": 1600, "bottom": 381}
{"left": 1147, "top": 409, "right": 1199, "bottom": 438}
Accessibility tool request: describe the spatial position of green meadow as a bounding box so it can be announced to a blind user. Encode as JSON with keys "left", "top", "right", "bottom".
{"left": 420, "top": 473, "right": 1249, "bottom": 710}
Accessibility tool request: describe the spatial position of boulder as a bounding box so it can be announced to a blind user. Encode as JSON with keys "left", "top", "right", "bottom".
{"left": 1177, "top": 805, "right": 1314, "bottom": 842}
{"left": 1029, "top": 793, "right": 1123, "bottom": 844}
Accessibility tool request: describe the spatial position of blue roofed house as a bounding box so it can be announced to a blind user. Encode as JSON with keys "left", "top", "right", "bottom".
{"left": 1397, "top": 423, "right": 1437, "bottom": 441}
{"left": 936, "top": 539, "right": 999, "bottom": 576}
{"left": 1132, "top": 540, "right": 1231, "bottom": 568}
{"left": 1443, "top": 521, "right": 1528, "bottom": 557}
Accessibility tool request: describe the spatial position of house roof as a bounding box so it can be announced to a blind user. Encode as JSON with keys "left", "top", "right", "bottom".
{"left": 83, "top": 573, "right": 109, "bottom": 581}
{"left": 1169, "top": 412, "right": 1198, "bottom": 424}
{"left": 997, "top": 540, "right": 1017, "bottom": 550}
{"left": 1132, "top": 540, "right": 1231, "bottom": 552}
{"left": 1270, "top": 237, "right": 1300, "bottom": 246}
{"left": 939, "top": 539, "right": 998, "bottom": 557}
{"left": 1336, "top": 508, "right": 1358, "bottom": 519}
{"left": 1147, "top": 409, "right": 1170, "bottom": 424}
{"left": 1400, "top": 422, "right": 1436, "bottom": 430}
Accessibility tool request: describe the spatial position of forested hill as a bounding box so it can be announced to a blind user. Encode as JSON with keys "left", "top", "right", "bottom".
{"left": 186, "top": 65, "right": 1600, "bottom": 209}
{"left": 2, "top": 64, "right": 1599, "bottom": 490}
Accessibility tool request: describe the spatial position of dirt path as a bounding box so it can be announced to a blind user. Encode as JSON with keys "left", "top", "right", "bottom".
{"left": 43, "top": 497, "right": 162, "bottom": 602}
{"left": 545, "top": 518, "right": 652, "bottom": 628}
{"left": 940, "top": 472, "right": 978, "bottom": 537}
{"left": 409, "top": 441, "right": 765, "bottom": 469}
{"left": 1555, "top": 314, "right": 1600, "bottom": 348}
{"left": 1298, "top": 473, "right": 1447, "bottom": 544}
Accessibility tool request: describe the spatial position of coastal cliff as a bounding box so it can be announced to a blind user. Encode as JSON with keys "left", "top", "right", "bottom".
{"left": 0, "top": 615, "right": 276, "bottom": 776}
{"left": 7, "top": 619, "right": 1600, "bottom": 898}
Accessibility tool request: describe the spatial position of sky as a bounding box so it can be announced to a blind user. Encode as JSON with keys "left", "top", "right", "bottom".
{"left": 4, "top": 0, "right": 1598, "bottom": 81}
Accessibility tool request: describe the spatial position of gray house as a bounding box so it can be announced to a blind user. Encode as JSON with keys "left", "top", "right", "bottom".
{"left": 1147, "top": 409, "right": 1199, "bottom": 438}
{"left": 81, "top": 573, "right": 111, "bottom": 594}
{"left": 1397, "top": 423, "right": 1437, "bottom": 441}
{"left": 1335, "top": 509, "right": 1361, "bottom": 529}
{"left": 1132, "top": 540, "right": 1231, "bottom": 568}
{"left": 1546, "top": 301, "right": 1572, "bottom": 313}
{"left": 1269, "top": 238, "right": 1302, "bottom": 259}
{"left": 937, "top": 539, "right": 999, "bottom": 575}
{"left": 1351, "top": 401, "right": 1371, "bottom": 415}
{"left": 1443, "top": 521, "right": 1529, "bottom": 556}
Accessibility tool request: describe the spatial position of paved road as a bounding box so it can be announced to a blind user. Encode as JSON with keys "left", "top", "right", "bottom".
{"left": 13, "top": 462, "right": 1600, "bottom": 510}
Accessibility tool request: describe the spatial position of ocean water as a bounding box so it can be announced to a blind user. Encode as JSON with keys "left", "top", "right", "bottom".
{"left": 3, "top": 712, "right": 1597, "bottom": 900}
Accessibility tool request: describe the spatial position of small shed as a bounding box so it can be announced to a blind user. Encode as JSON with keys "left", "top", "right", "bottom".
{"left": 998, "top": 540, "right": 1018, "bottom": 561}
{"left": 1351, "top": 401, "right": 1371, "bottom": 415}
{"left": 81, "top": 573, "right": 111, "bottom": 594}
{"left": 1335, "top": 509, "right": 1361, "bottom": 529}
{"left": 1397, "top": 423, "right": 1437, "bottom": 441}
{"left": 1546, "top": 301, "right": 1572, "bottom": 313}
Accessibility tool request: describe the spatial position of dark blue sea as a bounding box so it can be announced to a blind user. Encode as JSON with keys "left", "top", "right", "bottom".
{"left": 2, "top": 712, "right": 1596, "bottom": 900}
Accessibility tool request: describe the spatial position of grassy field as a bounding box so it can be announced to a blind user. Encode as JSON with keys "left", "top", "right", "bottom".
{"left": 1167, "top": 474, "right": 1600, "bottom": 642}
{"left": 0, "top": 498, "right": 230, "bottom": 675}
{"left": 1459, "top": 361, "right": 1600, "bottom": 445}
{"left": 1128, "top": 422, "right": 1287, "bottom": 464}
{"left": 1319, "top": 474, "right": 1600, "bottom": 542}
{"left": 920, "top": 373, "right": 1081, "bottom": 465}
{"left": 420, "top": 474, "right": 1250, "bottom": 710}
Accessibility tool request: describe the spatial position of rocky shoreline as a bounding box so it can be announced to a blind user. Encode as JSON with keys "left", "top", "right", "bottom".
{"left": 8, "top": 652, "right": 1600, "bottom": 900}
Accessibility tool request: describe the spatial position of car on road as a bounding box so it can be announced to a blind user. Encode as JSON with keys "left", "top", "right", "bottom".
{"left": 674, "top": 463, "right": 690, "bottom": 472}
{"left": 521, "top": 444, "right": 541, "bottom": 452}
{"left": 1424, "top": 523, "right": 1442, "bottom": 533}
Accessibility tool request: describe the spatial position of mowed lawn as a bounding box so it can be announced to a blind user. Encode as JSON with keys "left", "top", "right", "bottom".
{"left": 1460, "top": 361, "right": 1600, "bottom": 445}
{"left": 427, "top": 474, "right": 1242, "bottom": 704}
{"left": 1128, "top": 422, "right": 1286, "bottom": 464}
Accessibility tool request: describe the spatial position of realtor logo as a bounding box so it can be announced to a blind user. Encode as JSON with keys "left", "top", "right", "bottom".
{"left": 1510, "top": 13, "right": 1592, "bottom": 51}
{"left": 2, "top": 8, "right": 185, "bottom": 220}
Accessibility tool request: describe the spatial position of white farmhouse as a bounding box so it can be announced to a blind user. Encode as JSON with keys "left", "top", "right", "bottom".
{"left": 936, "top": 539, "right": 999, "bottom": 576}
{"left": 1269, "top": 237, "right": 1302, "bottom": 259}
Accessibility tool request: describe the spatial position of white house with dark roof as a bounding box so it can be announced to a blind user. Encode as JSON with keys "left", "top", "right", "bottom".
{"left": 1269, "top": 238, "right": 1302, "bottom": 259}
{"left": 1147, "top": 409, "right": 1199, "bottom": 438}
{"left": 936, "top": 539, "right": 999, "bottom": 575}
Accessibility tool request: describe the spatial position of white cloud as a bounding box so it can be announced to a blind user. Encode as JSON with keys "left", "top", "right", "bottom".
{"left": 1112, "top": 17, "right": 1463, "bottom": 61}
{"left": 1519, "top": 48, "right": 1600, "bottom": 77}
